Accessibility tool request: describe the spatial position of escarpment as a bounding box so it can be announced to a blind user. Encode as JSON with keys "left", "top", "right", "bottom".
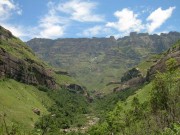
{"left": 0, "top": 26, "right": 58, "bottom": 89}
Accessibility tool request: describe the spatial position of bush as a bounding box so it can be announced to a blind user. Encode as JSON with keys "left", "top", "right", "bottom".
{"left": 37, "top": 85, "right": 50, "bottom": 92}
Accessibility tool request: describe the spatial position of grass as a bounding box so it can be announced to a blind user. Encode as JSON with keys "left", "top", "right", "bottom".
{"left": 53, "top": 73, "right": 78, "bottom": 85}
{"left": 122, "top": 82, "right": 153, "bottom": 110}
{"left": 137, "top": 61, "right": 154, "bottom": 76}
{"left": 0, "top": 79, "right": 53, "bottom": 131}
{"left": 0, "top": 37, "right": 50, "bottom": 69}
{"left": 137, "top": 54, "right": 163, "bottom": 76}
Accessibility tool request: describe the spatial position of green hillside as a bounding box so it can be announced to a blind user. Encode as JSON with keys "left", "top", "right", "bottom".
{"left": 88, "top": 63, "right": 180, "bottom": 135}
{"left": 0, "top": 26, "right": 88, "bottom": 134}
{"left": 0, "top": 79, "right": 53, "bottom": 131}
{"left": 87, "top": 42, "right": 180, "bottom": 135}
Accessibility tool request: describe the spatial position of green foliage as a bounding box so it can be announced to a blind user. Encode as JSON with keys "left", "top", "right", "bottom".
{"left": 0, "top": 79, "right": 52, "bottom": 131}
{"left": 92, "top": 87, "right": 140, "bottom": 119}
{"left": 150, "top": 72, "right": 170, "bottom": 112}
{"left": 35, "top": 89, "right": 89, "bottom": 134}
{"left": 88, "top": 59, "right": 180, "bottom": 134}
{"left": 162, "top": 123, "right": 180, "bottom": 135}
{"left": 37, "top": 85, "right": 50, "bottom": 92}
{"left": 121, "top": 68, "right": 141, "bottom": 82}
{"left": 0, "top": 113, "right": 31, "bottom": 135}
{"left": 165, "top": 58, "right": 178, "bottom": 72}
{"left": 88, "top": 122, "right": 109, "bottom": 135}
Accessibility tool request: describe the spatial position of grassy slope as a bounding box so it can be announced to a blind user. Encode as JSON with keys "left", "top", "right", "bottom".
{"left": 0, "top": 27, "right": 80, "bottom": 133}
{"left": 0, "top": 37, "right": 46, "bottom": 67}
{"left": 121, "top": 82, "right": 152, "bottom": 110}
{"left": 53, "top": 73, "right": 78, "bottom": 85}
{"left": 0, "top": 79, "right": 53, "bottom": 130}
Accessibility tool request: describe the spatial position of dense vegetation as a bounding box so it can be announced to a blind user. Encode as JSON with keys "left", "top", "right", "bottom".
{"left": 0, "top": 85, "right": 90, "bottom": 135}
{"left": 34, "top": 89, "right": 89, "bottom": 134}
{"left": 88, "top": 58, "right": 180, "bottom": 135}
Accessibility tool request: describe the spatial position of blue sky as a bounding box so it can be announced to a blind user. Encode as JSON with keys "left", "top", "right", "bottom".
{"left": 0, "top": 0, "right": 179, "bottom": 41}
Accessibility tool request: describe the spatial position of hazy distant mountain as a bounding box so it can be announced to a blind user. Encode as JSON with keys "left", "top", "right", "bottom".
{"left": 26, "top": 32, "right": 180, "bottom": 91}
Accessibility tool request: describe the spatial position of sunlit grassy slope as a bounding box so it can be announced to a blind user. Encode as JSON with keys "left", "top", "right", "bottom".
{"left": 122, "top": 82, "right": 153, "bottom": 110}
{"left": 0, "top": 79, "right": 53, "bottom": 130}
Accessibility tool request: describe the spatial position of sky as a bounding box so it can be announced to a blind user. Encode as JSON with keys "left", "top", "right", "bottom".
{"left": 0, "top": 0, "right": 179, "bottom": 41}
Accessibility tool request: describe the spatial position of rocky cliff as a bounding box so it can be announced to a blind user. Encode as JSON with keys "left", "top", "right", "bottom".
{"left": 0, "top": 26, "right": 58, "bottom": 89}
{"left": 146, "top": 41, "right": 180, "bottom": 81}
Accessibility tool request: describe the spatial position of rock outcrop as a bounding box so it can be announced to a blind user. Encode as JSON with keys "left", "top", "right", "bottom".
{"left": 121, "top": 68, "right": 142, "bottom": 82}
{"left": 113, "top": 41, "right": 180, "bottom": 92}
{"left": 0, "top": 26, "right": 58, "bottom": 89}
{"left": 146, "top": 42, "right": 180, "bottom": 81}
{"left": 32, "top": 108, "right": 41, "bottom": 116}
{"left": 62, "top": 83, "right": 93, "bottom": 102}
{"left": 113, "top": 68, "right": 145, "bottom": 92}
{"left": 0, "top": 48, "right": 58, "bottom": 89}
{"left": 55, "top": 70, "right": 71, "bottom": 76}
{"left": 65, "top": 84, "right": 86, "bottom": 94}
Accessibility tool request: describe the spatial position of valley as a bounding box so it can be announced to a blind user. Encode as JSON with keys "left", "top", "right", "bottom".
{"left": 0, "top": 25, "right": 180, "bottom": 135}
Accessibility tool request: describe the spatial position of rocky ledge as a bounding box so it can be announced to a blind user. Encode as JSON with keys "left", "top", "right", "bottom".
{"left": 0, "top": 47, "right": 58, "bottom": 89}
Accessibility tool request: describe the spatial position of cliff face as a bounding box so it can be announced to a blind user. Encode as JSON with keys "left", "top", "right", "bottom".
{"left": 0, "top": 26, "right": 58, "bottom": 89}
{"left": 26, "top": 32, "right": 180, "bottom": 91}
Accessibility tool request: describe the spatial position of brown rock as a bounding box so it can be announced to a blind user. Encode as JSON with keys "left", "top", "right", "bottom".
{"left": 146, "top": 45, "right": 180, "bottom": 81}
{"left": 0, "top": 48, "right": 58, "bottom": 89}
{"left": 32, "top": 108, "right": 41, "bottom": 115}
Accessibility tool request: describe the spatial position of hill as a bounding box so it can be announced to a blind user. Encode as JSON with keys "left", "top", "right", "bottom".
{"left": 0, "top": 26, "right": 89, "bottom": 134}
{"left": 87, "top": 40, "right": 180, "bottom": 135}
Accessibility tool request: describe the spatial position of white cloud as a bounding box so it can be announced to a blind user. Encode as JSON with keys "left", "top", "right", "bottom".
{"left": 1, "top": 23, "right": 25, "bottom": 37}
{"left": 146, "top": 7, "right": 175, "bottom": 33}
{"left": 0, "top": 1, "right": 176, "bottom": 40}
{"left": 106, "top": 8, "right": 144, "bottom": 33}
{"left": 36, "top": 0, "right": 105, "bottom": 38}
{"left": 35, "top": 2, "right": 69, "bottom": 38}
{"left": 1, "top": 23, "right": 39, "bottom": 41}
{"left": 0, "top": 0, "right": 24, "bottom": 39}
{"left": 57, "top": 0, "right": 104, "bottom": 22}
{"left": 0, "top": 0, "right": 22, "bottom": 21}
{"left": 78, "top": 26, "right": 112, "bottom": 37}
{"left": 38, "top": 25, "right": 64, "bottom": 38}
{"left": 0, "top": 0, "right": 66, "bottom": 40}
{"left": 0, "top": 0, "right": 105, "bottom": 39}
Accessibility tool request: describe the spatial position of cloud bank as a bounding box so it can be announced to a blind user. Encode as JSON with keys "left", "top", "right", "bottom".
{"left": 106, "top": 8, "right": 144, "bottom": 33}
{"left": 146, "top": 7, "right": 176, "bottom": 33}
{"left": 0, "top": 0, "right": 176, "bottom": 40}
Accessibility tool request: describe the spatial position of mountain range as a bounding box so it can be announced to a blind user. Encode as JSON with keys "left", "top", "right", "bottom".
{"left": 27, "top": 31, "right": 180, "bottom": 92}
